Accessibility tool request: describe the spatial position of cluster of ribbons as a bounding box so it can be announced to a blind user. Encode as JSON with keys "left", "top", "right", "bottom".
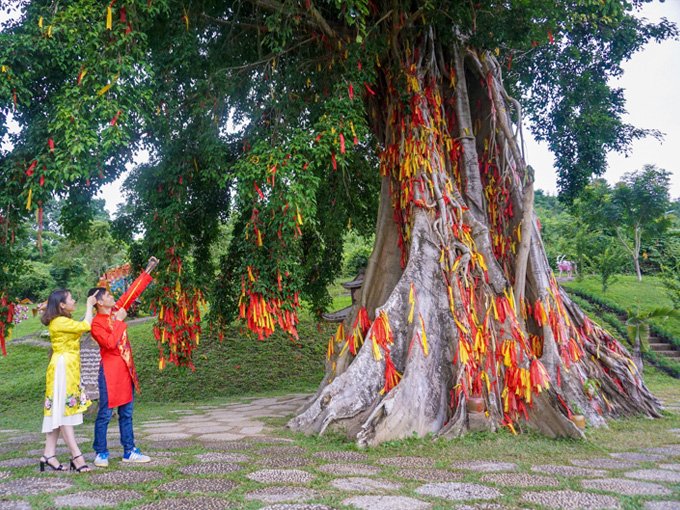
{"left": 0, "top": 294, "right": 15, "bottom": 356}
{"left": 151, "top": 253, "right": 203, "bottom": 369}
{"left": 238, "top": 273, "right": 300, "bottom": 341}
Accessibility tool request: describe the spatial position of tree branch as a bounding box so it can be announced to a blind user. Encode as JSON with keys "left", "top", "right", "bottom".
{"left": 201, "top": 13, "right": 267, "bottom": 31}
{"left": 615, "top": 228, "right": 635, "bottom": 257}
{"left": 250, "top": 0, "right": 337, "bottom": 40}
{"left": 221, "top": 37, "right": 315, "bottom": 72}
{"left": 307, "top": 3, "right": 337, "bottom": 40}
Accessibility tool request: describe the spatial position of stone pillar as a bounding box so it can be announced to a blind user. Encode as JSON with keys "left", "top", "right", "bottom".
{"left": 80, "top": 334, "right": 101, "bottom": 401}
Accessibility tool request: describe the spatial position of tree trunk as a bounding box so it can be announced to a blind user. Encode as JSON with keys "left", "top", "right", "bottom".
{"left": 635, "top": 225, "right": 643, "bottom": 282}
{"left": 633, "top": 329, "right": 644, "bottom": 374}
{"left": 289, "top": 36, "right": 661, "bottom": 445}
{"left": 634, "top": 256, "right": 642, "bottom": 283}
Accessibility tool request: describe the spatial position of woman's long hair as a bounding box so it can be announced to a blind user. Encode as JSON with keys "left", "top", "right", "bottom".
{"left": 41, "top": 289, "right": 72, "bottom": 326}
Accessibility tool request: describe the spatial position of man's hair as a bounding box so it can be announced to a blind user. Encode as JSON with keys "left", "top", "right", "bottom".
{"left": 87, "top": 287, "right": 107, "bottom": 303}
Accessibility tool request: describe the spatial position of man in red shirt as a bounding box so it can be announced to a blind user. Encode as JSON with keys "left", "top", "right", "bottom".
{"left": 87, "top": 257, "right": 157, "bottom": 467}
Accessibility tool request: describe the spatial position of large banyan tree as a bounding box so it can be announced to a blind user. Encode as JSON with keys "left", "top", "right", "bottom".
{"left": 0, "top": 1, "right": 676, "bottom": 442}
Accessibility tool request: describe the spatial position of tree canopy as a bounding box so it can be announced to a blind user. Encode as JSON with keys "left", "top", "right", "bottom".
{"left": 0, "top": 0, "right": 676, "bottom": 364}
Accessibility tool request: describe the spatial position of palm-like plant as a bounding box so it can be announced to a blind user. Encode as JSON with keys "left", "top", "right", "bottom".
{"left": 626, "top": 306, "right": 679, "bottom": 372}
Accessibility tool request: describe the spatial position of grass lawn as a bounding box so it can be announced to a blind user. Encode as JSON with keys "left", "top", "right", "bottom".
{"left": 2, "top": 277, "right": 676, "bottom": 430}
{"left": 327, "top": 278, "right": 353, "bottom": 310}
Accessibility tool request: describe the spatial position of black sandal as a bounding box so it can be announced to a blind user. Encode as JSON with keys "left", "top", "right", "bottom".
{"left": 69, "top": 454, "right": 90, "bottom": 473}
{"left": 39, "top": 455, "right": 64, "bottom": 471}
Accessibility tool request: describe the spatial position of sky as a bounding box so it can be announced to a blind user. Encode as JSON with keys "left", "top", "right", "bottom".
{"left": 2, "top": 2, "right": 679, "bottom": 215}
{"left": 526, "top": 1, "right": 680, "bottom": 199}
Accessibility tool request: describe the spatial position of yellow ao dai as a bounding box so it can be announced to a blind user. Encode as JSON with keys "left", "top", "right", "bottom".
{"left": 42, "top": 317, "right": 92, "bottom": 432}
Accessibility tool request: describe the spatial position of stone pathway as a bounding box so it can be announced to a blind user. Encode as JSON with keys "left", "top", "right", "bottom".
{"left": 141, "top": 394, "right": 310, "bottom": 442}
{"left": 0, "top": 394, "right": 678, "bottom": 509}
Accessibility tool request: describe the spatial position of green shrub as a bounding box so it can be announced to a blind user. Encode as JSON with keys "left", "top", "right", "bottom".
{"left": 342, "top": 231, "right": 373, "bottom": 276}
{"left": 14, "top": 261, "right": 56, "bottom": 301}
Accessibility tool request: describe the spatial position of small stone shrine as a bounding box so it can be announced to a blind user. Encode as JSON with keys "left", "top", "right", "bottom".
{"left": 322, "top": 269, "right": 364, "bottom": 323}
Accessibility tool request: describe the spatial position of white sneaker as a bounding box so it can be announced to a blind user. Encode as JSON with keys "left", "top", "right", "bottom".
{"left": 122, "top": 447, "right": 151, "bottom": 463}
{"left": 93, "top": 453, "right": 109, "bottom": 467}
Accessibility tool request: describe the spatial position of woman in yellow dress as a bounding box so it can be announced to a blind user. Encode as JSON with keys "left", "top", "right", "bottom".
{"left": 40, "top": 289, "right": 97, "bottom": 472}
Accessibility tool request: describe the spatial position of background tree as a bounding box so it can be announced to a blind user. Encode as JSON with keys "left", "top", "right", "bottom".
{"left": 533, "top": 190, "right": 575, "bottom": 268}
{"left": 587, "top": 240, "right": 627, "bottom": 293}
{"left": 576, "top": 166, "right": 672, "bottom": 281}
{"left": 612, "top": 166, "right": 672, "bottom": 281}
{"left": 0, "top": 1, "right": 676, "bottom": 442}
{"left": 8, "top": 198, "right": 126, "bottom": 300}
{"left": 533, "top": 190, "right": 607, "bottom": 279}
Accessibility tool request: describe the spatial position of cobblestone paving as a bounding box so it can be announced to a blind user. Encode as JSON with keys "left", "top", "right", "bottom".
{"left": 581, "top": 478, "right": 673, "bottom": 496}
{"left": 480, "top": 472, "right": 560, "bottom": 487}
{"left": 625, "top": 468, "right": 680, "bottom": 483}
{"left": 258, "top": 445, "right": 308, "bottom": 456}
{"left": 316, "top": 463, "right": 381, "bottom": 475}
{"left": 645, "top": 445, "right": 680, "bottom": 456}
{"left": 244, "top": 486, "right": 320, "bottom": 503}
{"left": 0, "top": 501, "right": 31, "bottom": 510}
{"left": 195, "top": 452, "right": 250, "bottom": 463}
{"left": 88, "top": 470, "right": 164, "bottom": 484}
{"left": 256, "top": 455, "right": 314, "bottom": 468}
{"left": 178, "top": 462, "right": 242, "bottom": 475}
{"left": 570, "top": 457, "right": 640, "bottom": 469}
{"left": 415, "top": 482, "right": 502, "bottom": 501}
{"left": 643, "top": 502, "right": 680, "bottom": 510}
{"left": 611, "top": 451, "right": 667, "bottom": 462}
{"left": 393, "top": 468, "right": 464, "bottom": 481}
{"left": 0, "top": 394, "right": 678, "bottom": 509}
{"left": 0, "top": 457, "right": 38, "bottom": 468}
{"left": 522, "top": 489, "right": 621, "bottom": 509}
{"left": 157, "top": 478, "right": 238, "bottom": 493}
{"left": 450, "top": 505, "right": 510, "bottom": 510}
{"left": 135, "top": 496, "right": 233, "bottom": 509}
{"left": 0, "top": 477, "right": 73, "bottom": 495}
{"left": 312, "top": 451, "right": 368, "bottom": 462}
{"left": 247, "top": 468, "right": 316, "bottom": 484}
{"left": 330, "top": 476, "right": 403, "bottom": 492}
{"left": 451, "top": 460, "right": 517, "bottom": 472}
{"left": 376, "top": 456, "right": 434, "bottom": 468}
{"left": 342, "top": 495, "right": 431, "bottom": 509}
{"left": 260, "top": 505, "right": 335, "bottom": 510}
{"left": 52, "top": 489, "right": 143, "bottom": 507}
{"left": 531, "top": 464, "right": 608, "bottom": 477}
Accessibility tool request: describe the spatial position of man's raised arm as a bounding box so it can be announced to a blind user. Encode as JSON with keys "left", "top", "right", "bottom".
{"left": 115, "top": 257, "right": 159, "bottom": 311}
